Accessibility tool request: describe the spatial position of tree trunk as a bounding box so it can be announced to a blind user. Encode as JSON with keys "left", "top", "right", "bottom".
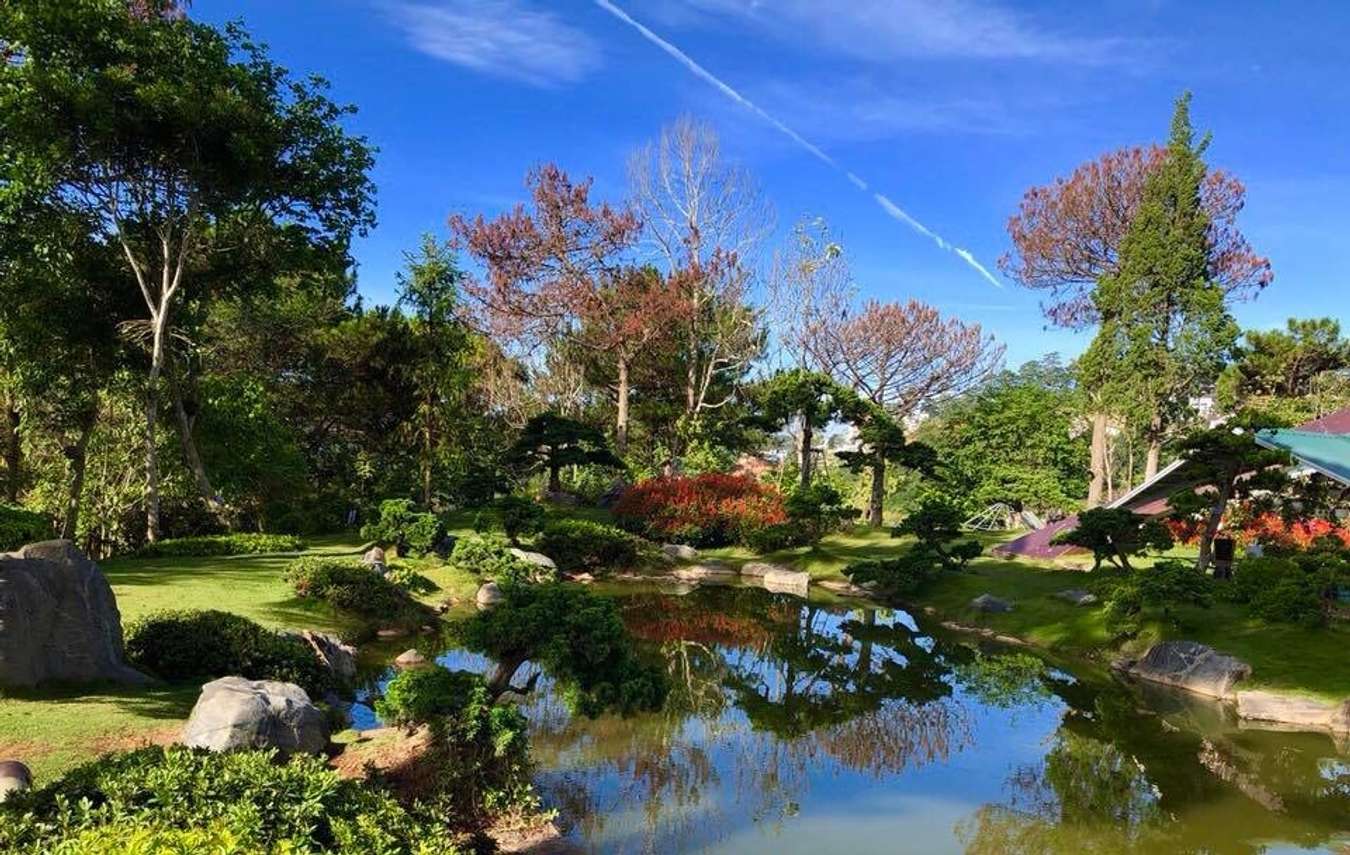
{"left": 867, "top": 453, "right": 886, "bottom": 527}
{"left": 798, "top": 415, "right": 813, "bottom": 490}
{"left": 169, "top": 372, "right": 226, "bottom": 518}
{"left": 548, "top": 462, "right": 562, "bottom": 494}
{"left": 1144, "top": 412, "right": 1163, "bottom": 482}
{"left": 1196, "top": 475, "right": 1234, "bottom": 576}
{"left": 421, "top": 390, "right": 434, "bottom": 508}
{"left": 4, "top": 394, "right": 20, "bottom": 504}
{"left": 615, "top": 356, "right": 630, "bottom": 456}
{"left": 144, "top": 382, "right": 162, "bottom": 543}
{"left": 1087, "top": 411, "right": 1107, "bottom": 507}
{"left": 61, "top": 402, "right": 97, "bottom": 541}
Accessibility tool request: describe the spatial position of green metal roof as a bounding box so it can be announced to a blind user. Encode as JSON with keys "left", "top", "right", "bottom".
{"left": 1254, "top": 428, "right": 1350, "bottom": 486}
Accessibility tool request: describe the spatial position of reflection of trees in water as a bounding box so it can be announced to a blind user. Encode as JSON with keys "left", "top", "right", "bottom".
{"left": 527, "top": 588, "right": 970, "bottom": 851}
{"left": 1005, "top": 731, "right": 1161, "bottom": 829}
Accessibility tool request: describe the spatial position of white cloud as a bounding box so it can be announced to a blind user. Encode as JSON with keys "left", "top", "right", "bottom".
{"left": 385, "top": 0, "right": 601, "bottom": 87}
{"left": 661, "top": 0, "right": 1138, "bottom": 65}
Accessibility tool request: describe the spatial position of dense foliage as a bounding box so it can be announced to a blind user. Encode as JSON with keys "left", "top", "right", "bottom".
{"left": 613, "top": 473, "right": 787, "bottom": 547}
{"left": 285, "top": 557, "right": 422, "bottom": 619}
{"left": 535, "top": 518, "right": 643, "bottom": 572}
{"left": 485, "top": 495, "right": 546, "bottom": 545}
{"left": 134, "top": 533, "right": 304, "bottom": 558}
{"left": 0, "top": 504, "right": 53, "bottom": 550}
{"left": 124, "top": 609, "right": 331, "bottom": 694}
{"left": 449, "top": 535, "right": 537, "bottom": 583}
{"left": 360, "top": 499, "right": 447, "bottom": 557}
{"left": 0, "top": 746, "right": 463, "bottom": 854}
{"left": 1053, "top": 508, "right": 1174, "bottom": 571}
{"left": 1098, "top": 560, "right": 1213, "bottom": 633}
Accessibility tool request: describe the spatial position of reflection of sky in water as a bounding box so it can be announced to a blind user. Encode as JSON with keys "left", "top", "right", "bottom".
{"left": 351, "top": 588, "right": 1349, "bottom": 854}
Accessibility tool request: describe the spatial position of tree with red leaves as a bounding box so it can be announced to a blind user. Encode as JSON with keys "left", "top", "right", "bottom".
{"left": 451, "top": 165, "right": 681, "bottom": 453}
{"left": 1001, "top": 134, "right": 1271, "bottom": 505}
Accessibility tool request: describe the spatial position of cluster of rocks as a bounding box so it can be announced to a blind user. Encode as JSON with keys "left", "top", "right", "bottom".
{"left": 660, "top": 545, "right": 812, "bottom": 597}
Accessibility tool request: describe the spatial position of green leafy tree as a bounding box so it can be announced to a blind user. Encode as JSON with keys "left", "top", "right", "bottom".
{"left": 0, "top": 1, "right": 375, "bottom": 540}
{"left": 508, "top": 413, "right": 623, "bottom": 495}
{"left": 837, "top": 401, "right": 938, "bottom": 526}
{"left": 1053, "top": 508, "right": 1174, "bottom": 571}
{"left": 1216, "top": 318, "right": 1350, "bottom": 422}
{"left": 457, "top": 582, "right": 667, "bottom": 717}
{"left": 1079, "top": 93, "right": 1239, "bottom": 482}
{"left": 892, "top": 497, "right": 983, "bottom": 569}
{"left": 750, "top": 369, "right": 854, "bottom": 490}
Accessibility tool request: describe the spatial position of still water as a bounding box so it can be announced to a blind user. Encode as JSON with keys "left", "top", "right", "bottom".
{"left": 354, "top": 585, "right": 1349, "bottom": 854}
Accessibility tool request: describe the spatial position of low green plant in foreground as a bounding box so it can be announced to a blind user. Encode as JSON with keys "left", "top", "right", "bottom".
{"left": 0, "top": 746, "right": 465, "bottom": 853}
{"left": 134, "top": 532, "right": 305, "bottom": 558}
{"left": 124, "top": 609, "right": 332, "bottom": 695}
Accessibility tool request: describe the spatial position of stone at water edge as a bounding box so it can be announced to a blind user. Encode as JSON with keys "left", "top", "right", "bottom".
{"left": 673, "top": 562, "right": 738, "bottom": 583}
{"left": 181, "top": 676, "right": 328, "bottom": 755}
{"left": 509, "top": 548, "right": 558, "bottom": 581}
{"left": 476, "top": 581, "right": 504, "bottom": 607}
{"left": 0, "top": 540, "right": 150, "bottom": 687}
{"left": 817, "top": 579, "right": 872, "bottom": 598}
{"left": 762, "top": 568, "right": 810, "bottom": 596}
{"left": 1236, "top": 690, "right": 1350, "bottom": 731}
{"left": 0, "top": 760, "right": 32, "bottom": 803}
{"left": 297, "top": 630, "right": 357, "bottom": 685}
{"left": 362, "top": 546, "right": 386, "bottom": 566}
{"left": 394, "top": 649, "right": 427, "bottom": 668}
{"left": 740, "top": 561, "right": 786, "bottom": 578}
{"left": 970, "top": 593, "right": 1014, "bottom": 613}
{"left": 376, "top": 627, "right": 408, "bottom": 640}
{"left": 1124, "top": 641, "right": 1251, "bottom": 699}
{"left": 661, "top": 543, "right": 698, "bottom": 562}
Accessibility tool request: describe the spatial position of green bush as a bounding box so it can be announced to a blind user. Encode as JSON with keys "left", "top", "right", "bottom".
{"left": 742, "top": 522, "right": 809, "bottom": 553}
{"left": 783, "top": 482, "right": 860, "bottom": 544}
{"left": 0, "top": 746, "right": 464, "bottom": 853}
{"left": 890, "top": 498, "right": 982, "bottom": 571}
{"left": 384, "top": 562, "right": 437, "bottom": 594}
{"left": 844, "top": 554, "right": 941, "bottom": 599}
{"left": 1252, "top": 574, "right": 1326, "bottom": 626}
{"left": 1101, "top": 560, "right": 1213, "bottom": 632}
{"left": 134, "top": 532, "right": 305, "bottom": 558}
{"left": 285, "top": 557, "right": 421, "bottom": 619}
{"left": 124, "top": 609, "right": 330, "bottom": 694}
{"left": 0, "top": 504, "right": 54, "bottom": 551}
{"left": 1051, "top": 507, "right": 1173, "bottom": 571}
{"left": 360, "top": 498, "right": 446, "bottom": 557}
{"left": 493, "top": 495, "right": 547, "bottom": 545}
{"left": 375, "top": 665, "right": 534, "bottom": 823}
{"left": 535, "top": 518, "right": 641, "bottom": 573}
{"left": 449, "top": 535, "right": 534, "bottom": 583}
{"left": 1224, "top": 557, "right": 1328, "bottom": 626}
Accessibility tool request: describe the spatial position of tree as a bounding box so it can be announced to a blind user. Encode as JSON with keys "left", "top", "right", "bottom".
{"left": 1216, "top": 318, "right": 1350, "bottom": 421}
{"left": 1081, "top": 94, "right": 1240, "bottom": 482}
{"left": 458, "top": 582, "right": 667, "bottom": 716}
{"left": 836, "top": 402, "right": 937, "bottom": 526}
{"left": 0, "top": 1, "right": 375, "bottom": 540}
{"left": 450, "top": 165, "right": 677, "bottom": 454}
{"left": 396, "top": 235, "right": 473, "bottom": 507}
{"left": 1166, "top": 417, "right": 1290, "bottom": 575}
{"left": 507, "top": 413, "right": 623, "bottom": 495}
{"left": 749, "top": 369, "right": 852, "bottom": 490}
{"left": 1001, "top": 104, "right": 1270, "bottom": 505}
{"left": 628, "top": 117, "right": 771, "bottom": 426}
{"left": 1052, "top": 508, "right": 1174, "bottom": 571}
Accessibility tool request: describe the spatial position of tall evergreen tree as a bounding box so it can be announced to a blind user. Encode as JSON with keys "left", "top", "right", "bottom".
{"left": 1080, "top": 93, "right": 1239, "bottom": 482}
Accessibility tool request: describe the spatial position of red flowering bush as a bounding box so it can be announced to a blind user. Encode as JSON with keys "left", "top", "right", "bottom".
{"left": 612, "top": 473, "right": 787, "bottom": 547}
{"left": 1167, "top": 511, "right": 1350, "bottom": 552}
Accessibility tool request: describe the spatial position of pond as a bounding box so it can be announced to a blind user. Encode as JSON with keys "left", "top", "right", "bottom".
{"left": 352, "top": 585, "right": 1350, "bottom": 854}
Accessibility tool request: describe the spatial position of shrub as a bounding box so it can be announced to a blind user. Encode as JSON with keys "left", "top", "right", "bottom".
{"left": 449, "top": 535, "right": 535, "bottom": 583}
{"left": 375, "top": 665, "right": 534, "bottom": 823}
{"left": 124, "top": 609, "right": 330, "bottom": 694}
{"left": 360, "top": 498, "right": 446, "bottom": 557}
{"left": 535, "top": 519, "right": 641, "bottom": 572}
{"left": 1225, "top": 556, "right": 1328, "bottom": 626}
{"left": 892, "top": 498, "right": 982, "bottom": 570}
{"left": 844, "top": 553, "right": 941, "bottom": 599}
{"left": 0, "top": 504, "right": 54, "bottom": 551}
{"left": 612, "top": 473, "right": 788, "bottom": 547}
{"left": 1100, "top": 560, "right": 1213, "bottom": 632}
{"left": 494, "top": 495, "right": 546, "bottom": 545}
{"left": 779, "top": 482, "right": 860, "bottom": 546}
{"left": 134, "top": 532, "right": 305, "bottom": 558}
{"left": 384, "top": 562, "right": 437, "bottom": 594}
{"left": 285, "top": 557, "right": 421, "bottom": 619}
{"left": 0, "top": 746, "right": 464, "bottom": 853}
{"left": 742, "top": 522, "right": 808, "bottom": 553}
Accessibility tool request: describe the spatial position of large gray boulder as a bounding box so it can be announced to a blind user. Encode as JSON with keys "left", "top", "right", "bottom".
{"left": 970, "top": 593, "right": 1013, "bottom": 613}
{"left": 181, "top": 676, "right": 328, "bottom": 755}
{"left": 0, "top": 540, "right": 148, "bottom": 687}
{"left": 1124, "top": 641, "right": 1251, "bottom": 699}
{"left": 509, "top": 548, "right": 558, "bottom": 582}
{"left": 476, "top": 581, "right": 504, "bottom": 608}
{"left": 661, "top": 544, "right": 699, "bottom": 563}
{"left": 740, "top": 561, "right": 785, "bottom": 578}
{"left": 673, "top": 562, "right": 738, "bottom": 584}
{"left": 0, "top": 759, "right": 31, "bottom": 803}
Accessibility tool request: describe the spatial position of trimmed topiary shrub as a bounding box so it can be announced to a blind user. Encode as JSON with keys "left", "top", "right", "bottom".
{"left": 612, "top": 473, "right": 788, "bottom": 547}
{"left": 1100, "top": 560, "right": 1213, "bottom": 633}
{"left": 844, "top": 554, "right": 942, "bottom": 599}
{"left": 0, "top": 746, "right": 464, "bottom": 853}
{"left": 491, "top": 495, "right": 547, "bottom": 546}
{"left": 0, "top": 505, "right": 54, "bottom": 551}
{"left": 535, "top": 518, "right": 641, "bottom": 573}
{"left": 134, "top": 532, "right": 305, "bottom": 558}
{"left": 360, "top": 498, "right": 446, "bottom": 557}
{"left": 285, "top": 557, "right": 422, "bottom": 619}
{"left": 124, "top": 609, "right": 330, "bottom": 694}
{"left": 449, "top": 535, "right": 533, "bottom": 583}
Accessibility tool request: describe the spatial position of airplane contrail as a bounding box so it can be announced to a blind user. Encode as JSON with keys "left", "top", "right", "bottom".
{"left": 593, "top": 0, "right": 1002, "bottom": 289}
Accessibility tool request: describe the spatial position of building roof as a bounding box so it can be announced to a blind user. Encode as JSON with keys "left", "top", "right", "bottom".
{"left": 1254, "top": 429, "right": 1350, "bottom": 486}
{"left": 1297, "top": 406, "right": 1350, "bottom": 435}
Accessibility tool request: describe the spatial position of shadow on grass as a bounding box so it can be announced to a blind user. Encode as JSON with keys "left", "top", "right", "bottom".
{"left": 2, "top": 682, "right": 198, "bottom": 721}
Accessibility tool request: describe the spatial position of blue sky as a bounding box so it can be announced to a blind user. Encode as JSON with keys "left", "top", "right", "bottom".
{"left": 196, "top": 0, "right": 1350, "bottom": 367}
